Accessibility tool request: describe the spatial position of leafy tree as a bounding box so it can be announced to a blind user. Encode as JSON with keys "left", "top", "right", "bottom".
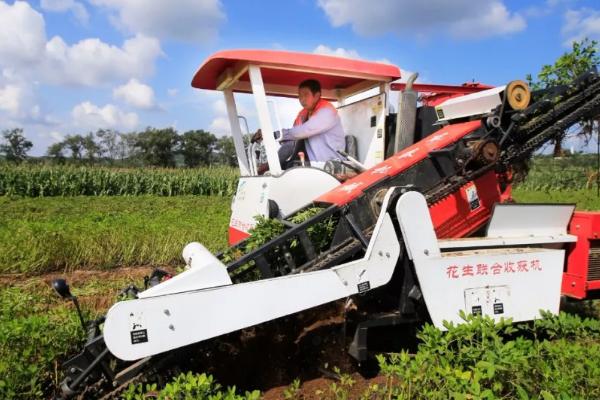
{"left": 117, "top": 132, "right": 140, "bottom": 163}
{"left": 46, "top": 142, "right": 66, "bottom": 164}
{"left": 0, "top": 128, "right": 33, "bottom": 164}
{"left": 527, "top": 38, "right": 600, "bottom": 156}
{"left": 63, "top": 135, "right": 85, "bottom": 161}
{"left": 82, "top": 133, "right": 102, "bottom": 163}
{"left": 215, "top": 136, "right": 238, "bottom": 166}
{"left": 180, "top": 130, "right": 217, "bottom": 167}
{"left": 96, "top": 129, "right": 120, "bottom": 162}
{"left": 135, "top": 127, "right": 180, "bottom": 167}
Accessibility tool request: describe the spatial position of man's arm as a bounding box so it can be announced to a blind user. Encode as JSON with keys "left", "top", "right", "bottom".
{"left": 281, "top": 107, "right": 338, "bottom": 140}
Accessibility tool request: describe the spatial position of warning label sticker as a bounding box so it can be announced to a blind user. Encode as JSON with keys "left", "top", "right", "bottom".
{"left": 131, "top": 329, "right": 148, "bottom": 344}
{"left": 357, "top": 281, "right": 371, "bottom": 293}
{"left": 465, "top": 184, "right": 480, "bottom": 211}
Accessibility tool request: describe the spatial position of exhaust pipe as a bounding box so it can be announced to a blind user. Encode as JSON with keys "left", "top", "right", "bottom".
{"left": 394, "top": 72, "right": 419, "bottom": 153}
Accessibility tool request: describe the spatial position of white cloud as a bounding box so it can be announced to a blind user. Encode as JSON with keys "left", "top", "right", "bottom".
{"left": 313, "top": 44, "right": 361, "bottom": 59}
{"left": 167, "top": 88, "right": 178, "bottom": 97}
{"left": 208, "top": 98, "right": 237, "bottom": 135}
{"left": 208, "top": 96, "right": 259, "bottom": 136}
{"left": 449, "top": 2, "right": 527, "bottom": 38}
{"left": 40, "top": 0, "right": 89, "bottom": 24}
{"left": 212, "top": 99, "right": 227, "bottom": 115}
{"left": 0, "top": 1, "right": 163, "bottom": 88}
{"left": 90, "top": 0, "right": 225, "bottom": 43}
{"left": 562, "top": 8, "right": 600, "bottom": 46}
{"left": 313, "top": 44, "right": 394, "bottom": 65}
{"left": 0, "top": 1, "right": 46, "bottom": 65}
{"left": 113, "top": 78, "right": 156, "bottom": 109}
{"left": 42, "top": 34, "right": 162, "bottom": 86}
{"left": 72, "top": 101, "right": 138, "bottom": 130}
{"left": 48, "top": 130, "right": 66, "bottom": 142}
{"left": 0, "top": 1, "right": 164, "bottom": 154}
{"left": 0, "top": 84, "right": 23, "bottom": 116}
{"left": 317, "top": 0, "right": 526, "bottom": 40}
{"left": 523, "top": 0, "right": 565, "bottom": 18}
{"left": 0, "top": 76, "right": 46, "bottom": 122}
{"left": 209, "top": 116, "right": 230, "bottom": 135}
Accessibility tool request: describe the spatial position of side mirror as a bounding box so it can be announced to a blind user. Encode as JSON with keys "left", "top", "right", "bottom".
{"left": 51, "top": 278, "right": 87, "bottom": 332}
{"left": 52, "top": 278, "right": 73, "bottom": 299}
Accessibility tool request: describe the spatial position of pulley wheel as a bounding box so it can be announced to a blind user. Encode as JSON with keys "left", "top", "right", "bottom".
{"left": 506, "top": 80, "right": 531, "bottom": 110}
{"left": 476, "top": 140, "right": 500, "bottom": 164}
{"left": 369, "top": 188, "right": 389, "bottom": 217}
{"left": 469, "top": 139, "right": 499, "bottom": 165}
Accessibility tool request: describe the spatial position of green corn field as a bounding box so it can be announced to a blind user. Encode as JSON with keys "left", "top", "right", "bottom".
{"left": 516, "top": 153, "right": 600, "bottom": 191}
{"left": 1, "top": 154, "right": 599, "bottom": 197}
{"left": 0, "top": 164, "right": 239, "bottom": 197}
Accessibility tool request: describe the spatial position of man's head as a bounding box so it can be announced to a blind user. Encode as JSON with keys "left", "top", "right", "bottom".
{"left": 298, "top": 79, "right": 321, "bottom": 111}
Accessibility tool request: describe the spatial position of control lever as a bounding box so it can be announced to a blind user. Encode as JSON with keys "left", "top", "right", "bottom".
{"left": 337, "top": 150, "right": 367, "bottom": 172}
{"left": 250, "top": 129, "right": 282, "bottom": 143}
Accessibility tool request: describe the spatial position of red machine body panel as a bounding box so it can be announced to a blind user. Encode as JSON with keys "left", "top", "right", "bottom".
{"left": 563, "top": 211, "right": 600, "bottom": 299}
{"left": 228, "top": 226, "right": 249, "bottom": 246}
{"left": 430, "top": 171, "right": 511, "bottom": 239}
{"left": 316, "top": 120, "right": 483, "bottom": 206}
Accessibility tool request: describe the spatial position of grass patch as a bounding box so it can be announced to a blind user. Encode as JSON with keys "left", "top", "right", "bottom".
{"left": 4, "top": 188, "right": 600, "bottom": 275}
{"left": 516, "top": 153, "right": 598, "bottom": 191}
{"left": 512, "top": 188, "right": 600, "bottom": 210}
{"left": 0, "top": 196, "right": 230, "bottom": 274}
{"left": 0, "top": 281, "right": 82, "bottom": 399}
{"left": 0, "top": 267, "right": 160, "bottom": 399}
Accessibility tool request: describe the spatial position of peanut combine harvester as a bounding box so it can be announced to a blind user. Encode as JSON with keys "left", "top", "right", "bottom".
{"left": 54, "top": 50, "right": 600, "bottom": 399}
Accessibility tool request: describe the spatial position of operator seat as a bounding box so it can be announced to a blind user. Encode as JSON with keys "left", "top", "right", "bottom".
{"left": 345, "top": 135, "right": 358, "bottom": 159}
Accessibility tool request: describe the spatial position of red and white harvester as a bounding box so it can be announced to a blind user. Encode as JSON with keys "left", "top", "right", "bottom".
{"left": 54, "top": 50, "right": 600, "bottom": 398}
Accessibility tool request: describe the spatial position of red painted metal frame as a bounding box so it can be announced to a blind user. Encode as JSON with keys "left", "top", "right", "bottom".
{"left": 391, "top": 82, "right": 495, "bottom": 107}
{"left": 228, "top": 226, "right": 249, "bottom": 246}
{"left": 563, "top": 211, "right": 600, "bottom": 299}
{"left": 430, "top": 171, "right": 511, "bottom": 239}
{"left": 228, "top": 120, "right": 492, "bottom": 245}
{"left": 228, "top": 171, "right": 510, "bottom": 253}
{"left": 316, "top": 120, "right": 482, "bottom": 206}
{"left": 192, "top": 49, "right": 401, "bottom": 93}
{"left": 390, "top": 82, "right": 494, "bottom": 94}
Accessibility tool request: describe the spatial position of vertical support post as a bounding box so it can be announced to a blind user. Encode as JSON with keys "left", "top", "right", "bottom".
{"left": 224, "top": 89, "right": 250, "bottom": 176}
{"left": 336, "top": 88, "right": 345, "bottom": 107}
{"left": 380, "top": 83, "right": 390, "bottom": 114}
{"left": 248, "top": 65, "right": 282, "bottom": 175}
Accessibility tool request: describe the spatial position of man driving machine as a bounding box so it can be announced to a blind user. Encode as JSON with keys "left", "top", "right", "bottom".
{"left": 253, "top": 79, "right": 346, "bottom": 172}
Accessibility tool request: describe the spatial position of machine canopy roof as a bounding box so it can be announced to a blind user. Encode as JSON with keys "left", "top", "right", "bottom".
{"left": 191, "top": 49, "right": 401, "bottom": 100}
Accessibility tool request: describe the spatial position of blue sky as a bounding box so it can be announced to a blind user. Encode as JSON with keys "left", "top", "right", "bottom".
{"left": 0, "top": 0, "right": 599, "bottom": 155}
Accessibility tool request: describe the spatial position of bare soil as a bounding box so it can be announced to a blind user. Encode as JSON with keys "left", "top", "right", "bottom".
{"left": 262, "top": 374, "right": 389, "bottom": 399}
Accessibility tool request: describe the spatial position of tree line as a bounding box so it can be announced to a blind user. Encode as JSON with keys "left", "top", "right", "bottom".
{"left": 0, "top": 127, "right": 238, "bottom": 168}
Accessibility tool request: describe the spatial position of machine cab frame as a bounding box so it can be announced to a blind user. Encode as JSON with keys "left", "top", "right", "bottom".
{"left": 191, "top": 49, "right": 402, "bottom": 176}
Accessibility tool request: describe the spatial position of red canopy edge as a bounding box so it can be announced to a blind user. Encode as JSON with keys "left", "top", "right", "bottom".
{"left": 191, "top": 49, "right": 401, "bottom": 98}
